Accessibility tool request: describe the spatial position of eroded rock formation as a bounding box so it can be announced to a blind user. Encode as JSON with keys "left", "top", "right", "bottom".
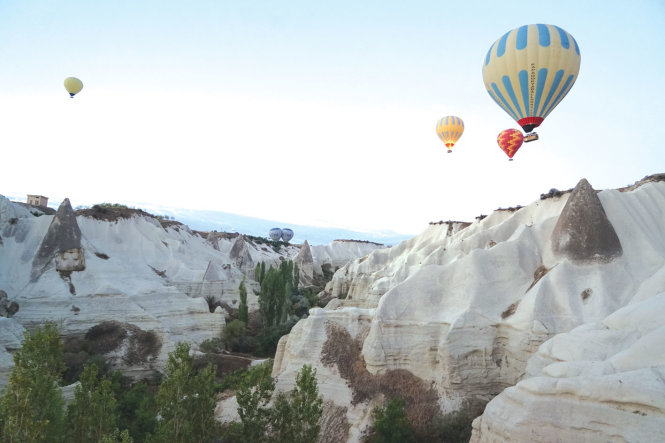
{"left": 229, "top": 235, "right": 254, "bottom": 276}
{"left": 206, "top": 230, "right": 220, "bottom": 251}
{"left": 295, "top": 240, "right": 314, "bottom": 286}
{"left": 551, "top": 178, "right": 623, "bottom": 262}
{"left": 31, "top": 198, "right": 84, "bottom": 280}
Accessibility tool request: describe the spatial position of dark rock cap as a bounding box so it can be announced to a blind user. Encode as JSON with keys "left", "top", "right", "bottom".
{"left": 551, "top": 179, "right": 623, "bottom": 263}
{"left": 31, "top": 198, "right": 83, "bottom": 278}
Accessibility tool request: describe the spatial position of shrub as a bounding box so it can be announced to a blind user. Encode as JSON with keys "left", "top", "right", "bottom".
{"left": 200, "top": 337, "right": 225, "bottom": 354}
{"left": 258, "top": 319, "right": 297, "bottom": 357}
{"left": 123, "top": 328, "right": 161, "bottom": 365}
{"left": 429, "top": 407, "right": 475, "bottom": 443}
{"left": 85, "top": 321, "right": 128, "bottom": 354}
{"left": 223, "top": 319, "right": 247, "bottom": 351}
{"left": 302, "top": 288, "right": 319, "bottom": 308}
{"left": 366, "top": 397, "right": 415, "bottom": 443}
{"left": 270, "top": 364, "right": 323, "bottom": 442}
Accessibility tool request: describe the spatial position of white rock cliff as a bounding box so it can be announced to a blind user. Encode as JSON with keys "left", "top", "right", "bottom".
{"left": 272, "top": 176, "right": 665, "bottom": 441}
{"left": 0, "top": 196, "right": 384, "bottom": 384}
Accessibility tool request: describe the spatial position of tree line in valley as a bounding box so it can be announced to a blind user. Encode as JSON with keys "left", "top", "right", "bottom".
{"left": 0, "top": 323, "right": 323, "bottom": 442}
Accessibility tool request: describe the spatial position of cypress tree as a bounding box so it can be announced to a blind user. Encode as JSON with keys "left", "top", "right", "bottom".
{"left": 238, "top": 278, "right": 249, "bottom": 324}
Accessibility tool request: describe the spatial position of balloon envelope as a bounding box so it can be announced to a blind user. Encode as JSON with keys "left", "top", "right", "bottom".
{"left": 482, "top": 24, "right": 580, "bottom": 132}
{"left": 64, "top": 77, "right": 83, "bottom": 97}
{"left": 281, "top": 228, "right": 294, "bottom": 242}
{"left": 269, "top": 228, "right": 282, "bottom": 241}
{"left": 497, "top": 129, "right": 524, "bottom": 159}
{"left": 435, "top": 116, "right": 464, "bottom": 153}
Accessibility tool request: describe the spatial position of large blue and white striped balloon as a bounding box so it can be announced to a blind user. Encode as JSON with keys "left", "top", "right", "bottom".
{"left": 281, "top": 228, "right": 294, "bottom": 242}
{"left": 482, "top": 24, "right": 581, "bottom": 133}
{"left": 269, "top": 228, "right": 282, "bottom": 241}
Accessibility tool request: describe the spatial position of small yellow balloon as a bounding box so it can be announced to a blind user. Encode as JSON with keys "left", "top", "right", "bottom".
{"left": 64, "top": 77, "right": 83, "bottom": 98}
{"left": 435, "top": 116, "right": 464, "bottom": 153}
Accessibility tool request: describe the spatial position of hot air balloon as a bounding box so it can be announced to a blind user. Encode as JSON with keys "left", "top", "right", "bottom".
{"left": 281, "top": 228, "right": 294, "bottom": 242}
{"left": 269, "top": 228, "right": 282, "bottom": 241}
{"left": 482, "top": 24, "right": 580, "bottom": 134}
{"left": 64, "top": 77, "right": 84, "bottom": 98}
{"left": 435, "top": 116, "right": 464, "bottom": 153}
{"left": 497, "top": 129, "right": 524, "bottom": 160}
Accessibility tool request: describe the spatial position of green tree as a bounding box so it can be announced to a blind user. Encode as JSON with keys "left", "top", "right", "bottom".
{"left": 254, "top": 262, "right": 266, "bottom": 284}
{"left": 271, "top": 364, "right": 323, "bottom": 443}
{"left": 116, "top": 381, "right": 157, "bottom": 442}
{"left": 0, "top": 322, "right": 65, "bottom": 442}
{"left": 259, "top": 267, "right": 287, "bottom": 328}
{"left": 255, "top": 263, "right": 262, "bottom": 284}
{"left": 368, "top": 397, "right": 415, "bottom": 443}
{"left": 279, "top": 260, "right": 293, "bottom": 287}
{"left": 65, "top": 363, "right": 118, "bottom": 441}
{"left": 292, "top": 262, "right": 300, "bottom": 293}
{"left": 238, "top": 278, "right": 249, "bottom": 324}
{"left": 234, "top": 361, "right": 275, "bottom": 441}
{"left": 153, "top": 342, "right": 218, "bottom": 443}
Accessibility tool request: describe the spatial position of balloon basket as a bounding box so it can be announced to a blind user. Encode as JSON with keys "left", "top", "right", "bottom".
{"left": 523, "top": 132, "right": 539, "bottom": 143}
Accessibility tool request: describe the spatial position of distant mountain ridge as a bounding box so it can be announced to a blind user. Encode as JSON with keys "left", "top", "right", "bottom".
{"left": 4, "top": 195, "right": 414, "bottom": 246}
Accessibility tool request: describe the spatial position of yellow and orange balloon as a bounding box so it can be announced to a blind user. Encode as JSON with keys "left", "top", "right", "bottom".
{"left": 435, "top": 116, "right": 464, "bottom": 153}
{"left": 497, "top": 129, "right": 524, "bottom": 160}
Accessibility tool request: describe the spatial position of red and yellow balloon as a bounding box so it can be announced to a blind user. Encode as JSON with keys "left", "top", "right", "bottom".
{"left": 497, "top": 129, "right": 523, "bottom": 160}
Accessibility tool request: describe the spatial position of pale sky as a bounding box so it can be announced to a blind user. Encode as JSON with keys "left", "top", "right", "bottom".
{"left": 2, "top": 1, "right": 664, "bottom": 235}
